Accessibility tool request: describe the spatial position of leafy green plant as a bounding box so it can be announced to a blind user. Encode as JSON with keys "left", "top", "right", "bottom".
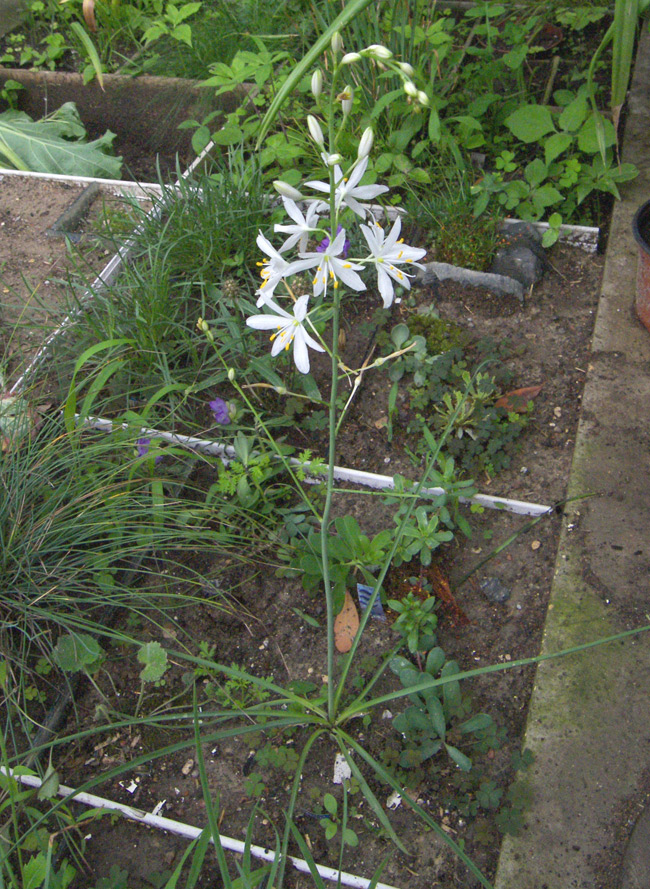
{"left": 387, "top": 585, "right": 438, "bottom": 653}
{"left": 141, "top": 0, "right": 202, "bottom": 49}
{"left": 472, "top": 86, "right": 637, "bottom": 241}
{"left": 379, "top": 321, "right": 529, "bottom": 477}
{"left": 0, "top": 102, "right": 121, "bottom": 177}
{"left": 390, "top": 651, "right": 495, "bottom": 772}
{"left": 320, "top": 790, "right": 359, "bottom": 848}
{"left": 287, "top": 515, "right": 392, "bottom": 612}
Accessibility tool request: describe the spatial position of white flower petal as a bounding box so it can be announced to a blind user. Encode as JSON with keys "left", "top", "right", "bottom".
{"left": 376, "top": 266, "right": 395, "bottom": 307}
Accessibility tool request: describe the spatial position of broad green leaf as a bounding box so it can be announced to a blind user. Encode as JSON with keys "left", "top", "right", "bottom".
{"left": 577, "top": 112, "right": 617, "bottom": 154}
{"left": 426, "top": 696, "right": 447, "bottom": 738}
{"left": 391, "top": 323, "right": 410, "bottom": 348}
{"left": 23, "top": 854, "right": 48, "bottom": 889}
{"left": 531, "top": 184, "right": 563, "bottom": 210}
{"left": 171, "top": 23, "right": 193, "bottom": 46}
{"left": 342, "top": 828, "right": 358, "bottom": 847}
{"left": 524, "top": 158, "right": 548, "bottom": 188}
{"left": 502, "top": 45, "right": 527, "bottom": 69}
{"left": 558, "top": 94, "right": 588, "bottom": 133}
{"left": 425, "top": 647, "right": 446, "bottom": 675}
{"left": 459, "top": 713, "right": 494, "bottom": 734}
{"left": 428, "top": 107, "right": 441, "bottom": 142}
{"left": 53, "top": 634, "right": 103, "bottom": 673}
{"left": 544, "top": 132, "right": 573, "bottom": 165}
{"left": 0, "top": 103, "right": 121, "bottom": 177}
{"left": 138, "top": 642, "right": 168, "bottom": 682}
{"left": 37, "top": 762, "right": 60, "bottom": 800}
{"left": 445, "top": 743, "right": 472, "bottom": 772}
{"left": 505, "top": 104, "right": 556, "bottom": 143}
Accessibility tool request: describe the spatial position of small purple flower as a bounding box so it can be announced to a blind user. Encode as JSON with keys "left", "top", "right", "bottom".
{"left": 209, "top": 397, "right": 231, "bottom": 425}
{"left": 136, "top": 437, "right": 163, "bottom": 464}
{"left": 316, "top": 224, "right": 350, "bottom": 258}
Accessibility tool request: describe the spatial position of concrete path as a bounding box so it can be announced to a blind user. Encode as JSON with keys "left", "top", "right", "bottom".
{"left": 0, "top": 0, "right": 27, "bottom": 37}
{"left": 495, "top": 29, "right": 650, "bottom": 889}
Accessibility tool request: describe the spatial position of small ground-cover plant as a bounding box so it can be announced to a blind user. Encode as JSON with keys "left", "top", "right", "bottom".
{"left": 377, "top": 316, "right": 529, "bottom": 478}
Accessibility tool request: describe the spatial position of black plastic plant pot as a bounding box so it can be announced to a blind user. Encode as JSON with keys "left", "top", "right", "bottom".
{"left": 632, "top": 199, "right": 650, "bottom": 333}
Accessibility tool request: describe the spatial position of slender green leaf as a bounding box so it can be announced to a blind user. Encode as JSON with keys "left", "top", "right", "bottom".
{"left": 70, "top": 22, "right": 104, "bottom": 89}
{"left": 257, "top": 0, "right": 378, "bottom": 145}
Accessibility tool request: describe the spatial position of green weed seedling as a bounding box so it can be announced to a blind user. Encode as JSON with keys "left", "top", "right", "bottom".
{"left": 289, "top": 516, "right": 392, "bottom": 613}
{"left": 390, "top": 651, "right": 495, "bottom": 773}
{"left": 387, "top": 584, "right": 438, "bottom": 654}
{"left": 320, "top": 790, "right": 359, "bottom": 849}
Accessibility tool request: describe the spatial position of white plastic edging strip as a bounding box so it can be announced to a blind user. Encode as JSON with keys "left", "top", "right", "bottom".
{"left": 0, "top": 167, "right": 164, "bottom": 198}
{"left": 2, "top": 769, "right": 402, "bottom": 889}
{"left": 502, "top": 217, "right": 599, "bottom": 252}
{"left": 79, "top": 414, "right": 553, "bottom": 517}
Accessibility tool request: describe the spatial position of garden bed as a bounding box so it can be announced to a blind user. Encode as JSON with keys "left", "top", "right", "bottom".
{"left": 6, "top": 199, "right": 603, "bottom": 887}
{"left": 2, "top": 4, "right": 644, "bottom": 886}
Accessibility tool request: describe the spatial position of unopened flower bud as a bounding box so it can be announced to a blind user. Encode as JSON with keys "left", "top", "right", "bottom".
{"left": 403, "top": 80, "right": 418, "bottom": 98}
{"left": 227, "top": 368, "right": 236, "bottom": 382}
{"left": 366, "top": 43, "right": 392, "bottom": 60}
{"left": 307, "top": 115, "right": 325, "bottom": 148}
{"left": 341, "top": 52, "right": 361, "bottom": 65}
{"left": 197, "top": 317, "right": 208, "bottom": 332}
{"left": 311, "top": 69, "right": 323, "bottom": 99}
{"left": 323, "top": 152, "right": 343, "bottom": 166}
{"left": 331, "top": 31, "right": 343, "bottom": 54}
{"left": 273, "top": 180, "right": 303, "bottom": 200}
{"left": 399, "top": 61, "right": 414, "bottom": 76}
{"left": 357, "top": 127, "right": 374, "bottom": 160}
{"left": 339, "top": 85, "right": 353, "bottom": 116}
{"left": 417, "top": 90, "right": 430, "bottom": 107}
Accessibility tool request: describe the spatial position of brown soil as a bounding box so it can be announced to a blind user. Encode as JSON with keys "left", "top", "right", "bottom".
{"left": 2, "top": 174, "right": 605, "bottom": 888}
{"left": 0, "top": 175, "right": 146, "bottom": 386}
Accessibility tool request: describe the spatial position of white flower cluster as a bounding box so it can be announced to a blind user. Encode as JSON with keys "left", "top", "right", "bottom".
{"left": 246, "top": 127, "right": 427, "bottom": 374}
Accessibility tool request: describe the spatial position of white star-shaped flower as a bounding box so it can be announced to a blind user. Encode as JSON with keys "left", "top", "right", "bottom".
{"left": 360, "top": 216, "right": 427, "bottom": 307}
{"left": 246, "top": 295, "right": 325, "bottom": 374}
{"left": 305, "top": 157, "right": 388, "bottom": 219}
{"left": 286, "top": 228, "right": 366, "bottom": 299}
{"left": 254, "top": 231, "right": 293, "bottom": 306}
{"left": 274, "top": 198, "right": 321, "bottom": 253}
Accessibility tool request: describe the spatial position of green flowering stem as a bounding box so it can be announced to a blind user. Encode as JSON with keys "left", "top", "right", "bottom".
{"left": 322, "top": 284, "right": 342, "bottom": 722}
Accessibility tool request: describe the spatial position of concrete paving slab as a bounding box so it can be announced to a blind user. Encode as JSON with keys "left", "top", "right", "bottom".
{"left": 494, "top": 29, "right": 650, "bottom": 889}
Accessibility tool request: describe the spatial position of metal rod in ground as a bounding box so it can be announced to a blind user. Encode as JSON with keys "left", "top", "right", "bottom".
{"left": 2, "top": 770, "right": 402, "bottom": 889}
